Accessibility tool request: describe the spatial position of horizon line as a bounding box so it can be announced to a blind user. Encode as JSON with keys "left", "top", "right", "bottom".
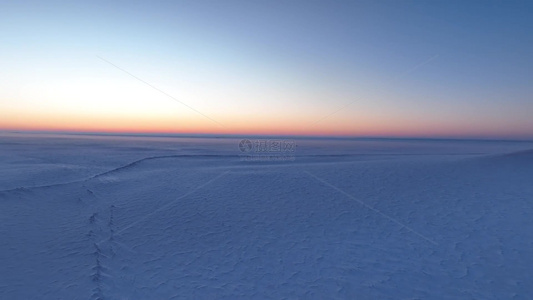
{"left": 2, "top": 129, "right": 532, "bottom": 143}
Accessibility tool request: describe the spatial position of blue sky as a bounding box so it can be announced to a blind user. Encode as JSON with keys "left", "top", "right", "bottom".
{"left": 1, "top": 0, "right": 532, "bottom": 138}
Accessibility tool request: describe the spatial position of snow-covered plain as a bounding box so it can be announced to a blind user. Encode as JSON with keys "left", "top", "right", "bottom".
{"left": 1, "top": 132, "right": 533, "bottom": 299}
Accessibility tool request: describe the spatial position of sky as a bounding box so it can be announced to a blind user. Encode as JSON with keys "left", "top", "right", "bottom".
{"left": 1, "top": 0, "right": 532, "bottom": 139}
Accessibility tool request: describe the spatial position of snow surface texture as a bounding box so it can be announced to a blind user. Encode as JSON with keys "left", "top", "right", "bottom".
{"left": 1, "top": 133, "right": 533, "bottom": 299}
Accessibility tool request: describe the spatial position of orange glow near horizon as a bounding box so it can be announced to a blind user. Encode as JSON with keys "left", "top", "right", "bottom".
{"left": 1, "top": 74, "right": 532, "bottom": 139}
{"left": 2, "top": 109, "right": 532, "bottom": 139}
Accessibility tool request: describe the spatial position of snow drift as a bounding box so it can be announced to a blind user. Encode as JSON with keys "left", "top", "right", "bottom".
{"left": 1, "top": 133, "right": 533, "bottom": 299}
